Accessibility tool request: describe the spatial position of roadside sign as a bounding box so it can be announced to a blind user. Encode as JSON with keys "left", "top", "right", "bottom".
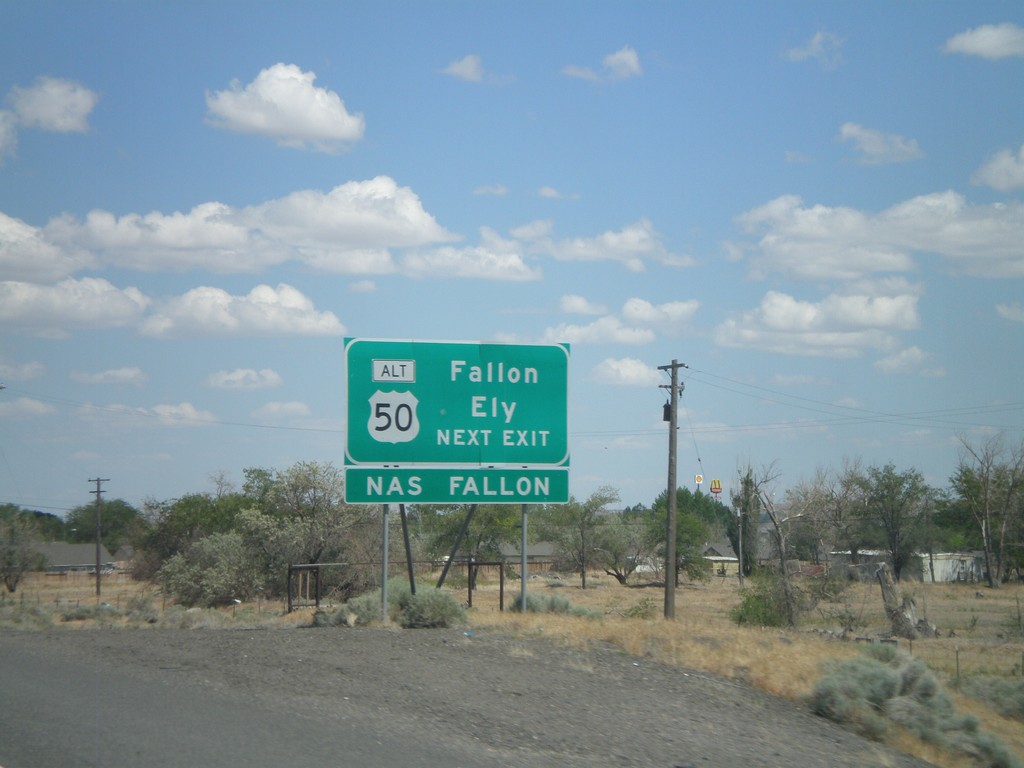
{"left": 344, "top": 466, "right": 569, "bottom": 504}
{"left": 710, "top": 478, "right": 722, "bottom": 495}
{"left": 344, "top": 338, "right": 570, "bottom": 503}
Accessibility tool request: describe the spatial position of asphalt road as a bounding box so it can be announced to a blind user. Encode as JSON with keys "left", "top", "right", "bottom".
{"left": 0, "top": 627, "right": 933, "bottom": 768}
{"left": 0, "top": 633, "right": 504, "bottom": 768}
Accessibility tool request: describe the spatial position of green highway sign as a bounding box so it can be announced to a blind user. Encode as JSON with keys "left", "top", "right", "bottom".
{"left": 344, "top": 338, "right": 569, "bottom": 467}
{"left": 344, "top": 466, "right": 569, "bottom": 504}
{"left": 344, "top": 338, "right": 570, "bottom": 504}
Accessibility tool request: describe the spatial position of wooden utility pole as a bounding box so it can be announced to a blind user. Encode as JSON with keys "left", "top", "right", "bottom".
{"left": 88, "top": 477, "right": 109, "bottom": 599}
{"left": 658, "top": 360, "right": 687, "bottom": 619}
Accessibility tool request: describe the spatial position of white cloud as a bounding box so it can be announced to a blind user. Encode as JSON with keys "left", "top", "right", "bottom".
{"left": 401, "top": 247, "right": 538, "bottom": 281}
{"left": 944, "top": 23, "right": 1024, "bottom": 60}
{"left": 838, "top": 123, "right": 923, "bottom": 165}
{"left": 561, "top": 65, "right": 600, "bottom": 83}
{"left": 785, "top": 30, "right": 844, "bottom": 68}
{"left": 593, "top": 357, "right": 662, "bottom": 387}
{"left": 997, "top": 302, "right": 1024, "bottom": 323}
{"left": 544, "top": 296, "right": 694, "bottom": 346}
{"left": 8, "top": 76, "right": 98, "bottom": 132}
{"left": 473, "top": 184, "right": 508, "bottom": 196}
{"left": 538, "top": 186, "right": 581, "bottom": 201}
{"left": 150, "top": 402, "right": 217, "bottom": 427}
{"left": 348, "top": 279, "right": 377, "bottom": 293}
{"left": 402, "top": 227, "right": 540, "bottom": 281}
{"left": 205, "top": 63, "right": 365, "bottom": 151}
{"left": 510, "top": 219, "right": 553, "bottom": 241}
{"left": 140, "top": 283, "right": 345, "bottom": 338}
{"left": 247, "top": 177, "right": 456, "bottom": 267}
{"left": 0, "top": 396, "right": 55, "bottom": 418}
{"left": 442, "top": 54, "right": 484, "bottom": 82}
{"left": 542, "top": 315, "right": 655, "bottom": 346}
{"left": 0, "top": 357, "right": 43, "bottom": 381}
{"left": 603, "top": 46, "right": 642, "bottom": 80}
{"left": 621, "top": 297, "right": 699, "bottom": 332}
{"left": 205, "top": 368, "right": 283, "bottom": 390}
{"left": 713, "top": 290, "right": 918, "bottom": 357}
{"left": 44, "top": 202, "right": 265, "bottom": 273}
{"left": 560, "top": 294, "right": 607, "bottom": 315}
{"left": 874, "top": 346, "right": 946, "bottom": 377}
{"left": 0, "top": 278, "right": 149, "bottom": 336}
{"left": 71, "top": 367, "right": 147, "bottom": 385}
{"left": 0, "top": 111, "right": 16, "bottom": 163}
{"left": 524, "top": 218, "right": 693, "bottom": 271}
{"left": 75, "top": 400, "right": 215, "bottom": 429}
{"left": 563, "top": 45, "right": 642, "bottom": 83}
{"left": 1, "top": 211, "right": 94, "bottom": 281}
{"left": 972, "top": 144, "right": 1024, "bottom": 191}
{"left": 251, "top": 401, "right": 311, "bottom": 421}
{"left": 39, "top": 176, "right": 456, "bottom": 276}
{"left": 738, "top": 192, "right": 1024, "bottom": 280}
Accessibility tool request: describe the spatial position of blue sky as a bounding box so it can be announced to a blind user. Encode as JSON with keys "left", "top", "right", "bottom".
{"left": 1, "top": 2, "right": 1022, "bottom": 516}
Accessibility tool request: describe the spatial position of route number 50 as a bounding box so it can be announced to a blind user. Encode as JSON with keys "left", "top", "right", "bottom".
{"left": 367, "top": 390, "right": 420, "bottom": 444}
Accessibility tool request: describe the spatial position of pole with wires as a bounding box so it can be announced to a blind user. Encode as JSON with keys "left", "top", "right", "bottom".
{"left": 88, "top": 477, "right": 109, "bottom": 599}
{"left": 658, "top": 360, "right": 687, "bottom": 619}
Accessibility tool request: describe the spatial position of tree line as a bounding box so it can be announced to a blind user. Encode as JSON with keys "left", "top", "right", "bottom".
{"left": 1, "top": 433, "right": 1021, "bottom": 604}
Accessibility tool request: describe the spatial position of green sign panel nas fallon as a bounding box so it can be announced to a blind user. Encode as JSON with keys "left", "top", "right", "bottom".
{"left": 344, "top": 338, "right": 570, "bottom": 468}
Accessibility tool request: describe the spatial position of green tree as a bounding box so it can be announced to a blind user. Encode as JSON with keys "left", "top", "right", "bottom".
{"left": 539, "top": 486, "right": 620, "bottom": 589}
{"left": 592, "top": 507, "right": 653, "bottom": 585}
{"left": 649, "top": 486, "right": 715, "bottom": 583}
{"left": 0, "top": 506, "right": 44, "bottom": 592}
{"left": 65, "top": 498, "right": 147, "bottom": 554}
{"left": 418, "top": 503, "right": 521, "bottom": 562}
{"left": 858, "top": 464, "right": 930, "bottom": 582}
{"left": 951, "top": 434, "right": 1024, "bottom": 587}
{"left": 237, "top": 461, "right": 377, "bottom": 598}
{"left": 136, "top": 492, "right": 244, "bottom": 579}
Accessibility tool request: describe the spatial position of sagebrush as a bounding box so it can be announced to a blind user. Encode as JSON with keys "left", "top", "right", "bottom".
{"left": 809, "top": 645, "right": 1022, "bottom": 768}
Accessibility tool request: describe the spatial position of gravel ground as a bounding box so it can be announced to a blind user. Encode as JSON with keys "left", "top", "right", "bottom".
{"left": 12, "top": 626, "right": 933, "bottom": 768}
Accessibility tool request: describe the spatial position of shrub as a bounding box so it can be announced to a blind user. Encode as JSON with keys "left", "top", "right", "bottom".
{"left": 809, "top": 647, "right": 1022, "bottom": 768}
{"left": 396, "top": 589, "right": 466, "bottom": 628}
{"left": 340, "top": 592, "right": 383, "bottom": 626}
{"left": 958, "top": 676, "right": 1024, "bottom": 721}
{"left": 0, "top": 602, "right": 54, "bottom": 629}
{"left": 624, "top": 597, "right": 658, "bottom": 619}
{"left": 506, "top": 592, "right": 601, "bottom": 618}
{"left": 730, "top": 574, "right": 791, "bottom": 627}
{"left": 319, "top": 582, "right": 465, "bottom": 629}
{"left": 124, "top": 593, "right": 159, "bottom": 624}
{"left": 158, "top": 533, "right": 263, "bottom": 607}
{"left": 60, "top": 603, "right": 123, "bottom": 624}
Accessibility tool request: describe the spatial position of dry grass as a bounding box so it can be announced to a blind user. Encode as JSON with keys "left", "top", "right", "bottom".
{"left": 462, "top": 572, "right": 1024, "bottom": 768}
{"left": 6, "top": 569, "right": 1024, "bottom": 767}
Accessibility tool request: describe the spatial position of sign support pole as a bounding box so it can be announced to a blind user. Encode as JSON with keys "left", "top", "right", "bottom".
{"left": 520, "top": 503, "right": 528, "bottom": 611}
{"left": 399, "top": 503, "right": 416, "bottom": 594}
{"left": 381, "top": 504, "right": 389, "bottom": 623}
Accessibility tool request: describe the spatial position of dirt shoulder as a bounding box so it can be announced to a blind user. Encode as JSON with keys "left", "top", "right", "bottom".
{"left": 12, "top": 625, "right": 932, "bottom": 768}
